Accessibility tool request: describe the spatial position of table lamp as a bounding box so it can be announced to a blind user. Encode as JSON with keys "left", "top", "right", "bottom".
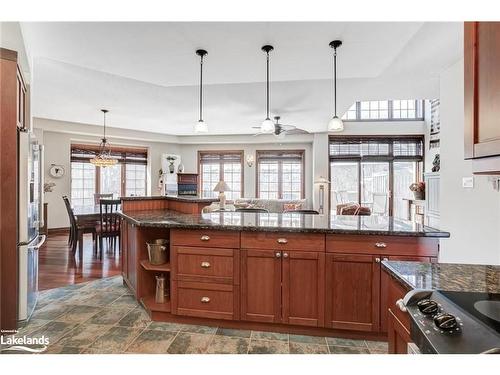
{"left": 213, "top": 181, "right": 231, "bottom": 210}
{"left": 314, "top": 176, "right": 330, "bottom": 214}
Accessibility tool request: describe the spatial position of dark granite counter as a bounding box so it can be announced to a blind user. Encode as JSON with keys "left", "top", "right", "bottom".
{"left": 120, "top": 195, "right": 218, "bottom": 203}
{"left": 118, "top": 209, "right": 450, "bottom": 237}
{"left": 382, "top": 260, "right": 500, "bottom": 293}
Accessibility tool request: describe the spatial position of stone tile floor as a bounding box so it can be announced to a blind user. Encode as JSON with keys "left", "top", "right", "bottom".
{"left": 1, "top": 276, "right": 388, "bottom": 354}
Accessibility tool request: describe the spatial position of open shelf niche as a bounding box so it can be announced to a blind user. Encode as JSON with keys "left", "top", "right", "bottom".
{"left": 135, "top": 227, "right": 172, "bottom": 314}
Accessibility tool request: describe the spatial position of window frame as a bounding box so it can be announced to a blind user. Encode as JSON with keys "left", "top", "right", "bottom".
{"left": 342, "top": 100, "right": 425, "bottom": 122}
{"left": 197, "top": 150, "right": 244, "bottom": 199}
{"left": 328, "top": 135, "right": 424, "bottom": 216}
{"left": 255, "top": 149, "right": 306, "bottom": 200}
{"left": 70, "top": 143, "right": 148, "bottom": 205}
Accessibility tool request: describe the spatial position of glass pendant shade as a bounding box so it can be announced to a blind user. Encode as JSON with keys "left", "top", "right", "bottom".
{"left": 328, "top": 116, "right": 344, "bottom": 132}
{"left": 261, "top": 118, "right": 275, "bottom": 134}
{"left": 195, "top": 120, "right": 208, "bottom": 133}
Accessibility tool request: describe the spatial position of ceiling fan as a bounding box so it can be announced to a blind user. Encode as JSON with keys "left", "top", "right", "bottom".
{"left": 252, "top": 116, "right": 309, "bottom": 137}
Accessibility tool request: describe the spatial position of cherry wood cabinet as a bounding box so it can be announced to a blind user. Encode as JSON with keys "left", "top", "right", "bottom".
{"left": 464, "top": 22, "right": 500, "bottom": 173}
{"left": 386, "top": 272, "right": 412, "bottom": 354}
{"left": 240, "top": 249, "right": 282, "bottom": 323}
{"left": 282, "top": 251, "right": 325, "bottom": 327}
{"left": 325, "top": 253, "right": 380, "bottom": 332}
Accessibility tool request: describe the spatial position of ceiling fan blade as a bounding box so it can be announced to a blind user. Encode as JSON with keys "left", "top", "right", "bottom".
{"left": 251, "top": 126, "right": 261, "bottom": 129}
{"left": 277, "top": 124, "right": 295, "bottom": 130}
{"left": 284, "top": 128, "right": 309, "bottom": 135}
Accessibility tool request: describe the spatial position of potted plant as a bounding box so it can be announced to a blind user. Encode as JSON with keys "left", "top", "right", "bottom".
{"left": 409, "top": 181, "right": 425, "bottom": 200}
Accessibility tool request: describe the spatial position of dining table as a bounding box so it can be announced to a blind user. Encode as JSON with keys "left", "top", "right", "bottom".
{"left": 72, "top": 204, "right": 121, "bottom": 224}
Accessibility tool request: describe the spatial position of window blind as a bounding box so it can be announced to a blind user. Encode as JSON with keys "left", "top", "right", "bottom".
{"left": 198, "top": 151, "right": 243, "bottom": 164}
{"left": 70, "top": 144, "right": 148, "bottom": 165}
{"left": 329, "top": 137, "right": 423, "bottom": 161}
{"left": 256, "top": 150, "right": 304, "bottom": 162}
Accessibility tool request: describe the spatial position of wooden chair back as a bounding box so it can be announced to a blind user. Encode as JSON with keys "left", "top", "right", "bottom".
{"left": 94, "top": 193, "right": 113, "bottom": 205}
{"left": 62, "top": 195, "right": 77, "bottom": 228}
{"left": 99, "top": 199, "right": 121, "bottom": 237}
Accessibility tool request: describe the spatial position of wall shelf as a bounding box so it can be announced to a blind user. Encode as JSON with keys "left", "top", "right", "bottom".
{"left": 140, "top": 259, "right": 171, "bottom": 272}
{"left": 141, "top": 295, "right": 171, "bottom": 313}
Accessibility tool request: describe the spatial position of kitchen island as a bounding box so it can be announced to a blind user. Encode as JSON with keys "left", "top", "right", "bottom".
{"left": 382, "top": 261, "right": 500, "bottom": 353}
{"left": 119, "top": 196, "right": 449, "bottom": 341}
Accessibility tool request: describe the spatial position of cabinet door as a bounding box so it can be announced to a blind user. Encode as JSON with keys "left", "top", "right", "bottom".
{"left": 282, "top": 251, "right": 325, "bottom": 327}
{"left": 325, "top": 253, "right": 380, "bottom": 332}
{"left": 126, "top": 223, "right": 138, "bottom": 295}
{"left": 120, "top": 219, "right": 128, "bottom": 280}
{"left": 379, "top": 255, "right": 431, "bottom": 333}
{"left": 464, "top": 22, "right": 500, "bottom": 159}
{"left": 240, "top": 249, "right": 281, "bottom": 323}
{"left": 388, "top": 308, "right": 412, "bottom": 354}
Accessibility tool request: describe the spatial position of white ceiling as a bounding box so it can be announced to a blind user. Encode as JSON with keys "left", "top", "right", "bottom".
{"left": 22, "top": 22, "right": 463, "bottom": 136}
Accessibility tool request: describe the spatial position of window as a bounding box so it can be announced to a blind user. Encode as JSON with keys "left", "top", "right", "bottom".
{"left": 256, "top": 150, "right": 305, "bottom": 200}
{"left": 329, "top": 136, "right": 423, "bottom": 218}
{"left": 342, "top": 100, "right": 424, "bottom": 121}
{"left": 70, "top": 162, "right": 96, "bottom": 207}
{"left": 70, "top": 144, "right": 148, "bottom": 207}
{"left": 198, "top": 151, "right": 243, "bottom": 200}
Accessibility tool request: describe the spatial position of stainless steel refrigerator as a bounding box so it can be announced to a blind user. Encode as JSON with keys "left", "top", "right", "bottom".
{"left": 18, "top": 128, "right": 45, "bottom": 322}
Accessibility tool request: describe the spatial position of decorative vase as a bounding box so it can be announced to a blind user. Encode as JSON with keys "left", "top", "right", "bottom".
{"left": 178, "top": 163, "right": 184, "bottom": 173}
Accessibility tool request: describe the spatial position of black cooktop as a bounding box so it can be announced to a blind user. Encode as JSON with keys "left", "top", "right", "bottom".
{"left": 439, "top": 291, "right": 500, "bottom": 334}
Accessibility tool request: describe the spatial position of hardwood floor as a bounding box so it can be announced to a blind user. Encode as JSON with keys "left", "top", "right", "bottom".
{"left": 39, "top": 232, "right": 122, "bottom": 290}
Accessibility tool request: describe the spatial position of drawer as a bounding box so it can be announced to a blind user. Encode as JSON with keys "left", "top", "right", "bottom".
{"left": 326, "top": 235, "right": 439, "bottom": 257}
{"left": 172, "top": 246, "right": 238, "bottom": 284}
{"left": 175, "top": 281, "right": 236, "bottom": 320}
{"left": 241, "top": 231, "right": 325, "bottom": 252}
{"left": 171, "top": 229, "right": 240, "bottom": 248}
{"left": 387, "top": 276, "right": 411, "bottom": 331}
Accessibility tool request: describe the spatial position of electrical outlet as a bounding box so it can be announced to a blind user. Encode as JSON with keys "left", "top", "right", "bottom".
{"left": 462, "top": 176, "right": 474, "bottom": 189}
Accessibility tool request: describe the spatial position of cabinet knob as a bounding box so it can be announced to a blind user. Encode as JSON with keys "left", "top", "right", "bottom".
{"left": 200, "top": 235, "right": 210, "bottom": 241}
{"left": 382, "top": 257, "right": 389, "bottom": 262}
{"left": 396, "top": 298, "right": 407, "bottom": 312}
{"left": 375, "top": 242, "right": 387, "bottom": 248}
{"left": 283, "top": 252, "right": 289, "bottom": 258}
{"left": 277, "top": 238, "right": 288, "bottom": 244}
{"left": 201, "top": 297, "right": 210, "bottom": 303}
{"left": 275, "top": 252, "right": 282, "bottom": 258}
{"left": 375, "top": 257, "right": 381, "bottom": 263}
{"left": 201, "top": 261, "right": 211, "bottom": 268}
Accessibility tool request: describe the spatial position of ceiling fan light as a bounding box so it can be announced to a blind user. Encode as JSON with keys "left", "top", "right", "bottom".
{"left": 195, "top": 120, "right": 208, "bottom": 133}
{"left": 328, "top": 116, "right": 344, "bottom": 132}
{"left": 261, "top": 118, "right": 275, "bottom": 134}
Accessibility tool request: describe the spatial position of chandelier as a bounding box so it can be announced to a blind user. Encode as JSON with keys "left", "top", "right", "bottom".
{"left": 90, "top": 109, "right": 118, "bottom": 167}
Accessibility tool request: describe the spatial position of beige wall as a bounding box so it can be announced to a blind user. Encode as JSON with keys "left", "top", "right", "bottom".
{"left": 438, "top": 59, "right": 500, "bottom": 265}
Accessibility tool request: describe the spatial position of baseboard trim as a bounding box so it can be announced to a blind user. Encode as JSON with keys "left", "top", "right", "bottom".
{"left": 47, "top": 227, "right": 70, "bottom": 235}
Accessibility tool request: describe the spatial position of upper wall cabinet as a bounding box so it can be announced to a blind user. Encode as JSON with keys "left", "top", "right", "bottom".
{"left": 464, "top": 22, "right": 500, "bottom": 174}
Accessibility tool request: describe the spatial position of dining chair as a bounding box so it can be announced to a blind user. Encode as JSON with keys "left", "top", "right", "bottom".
{"left": 97, "top": 199, "right": 121, "bottom": 258}
{"left": 235, "top": 207, "right": 269, "bottom": 213}
{"left": 62, "top": 196, "right": 97, "bottom": 258}
{"left": 283, "top": 209, "right": 320, "bottom": 214}
{"left": 94, "top": 193, "right": 113, "bottom": 205}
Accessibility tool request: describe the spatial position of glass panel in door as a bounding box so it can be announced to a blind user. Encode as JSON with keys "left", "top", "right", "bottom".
{"left": 330, "top": 162, "right": 359, "bottom": 213}
{"left": 393, "top": 161, "right": 417, "bottom": 220}
{"left": 100, "top": 164, "right": 122, "bottom": 198}
{"left": 361, "top": 162, "right": 389, "bottom": 215}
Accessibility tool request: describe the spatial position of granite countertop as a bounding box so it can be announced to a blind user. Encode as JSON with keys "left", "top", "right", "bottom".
{"left": 120, "top": 195, "right": 218, "bottom": 203}
{"left": 118, "top": 209, "right": 450, "bottom": 237}
{"left": 382, "top": 261, "right": 500, "bottom": 293}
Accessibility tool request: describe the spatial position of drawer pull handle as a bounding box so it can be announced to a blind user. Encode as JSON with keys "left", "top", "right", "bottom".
{"left": 277, "top": 238, "right": 288, "bottom": 244}
{"left": 200, "top": 235, "right": 210, "bottom": 241}
{"left": 396, "top": 298, "right": 407, "bottom": 312}
{"left": 382, "top": 257, "right": 389, "bottom": 262}
{"left": 283, "top": 252, "right": 289, "bottom": 258}
{"left": 375, "top": 257, "right": 381, "bottom": 263}
{"left": 275, "top": 252, "right": 282, "bottom": 258}
{"left": 201, "top": 297, "right": 210, "bottom": 303}
{"left": 375, "top": 242, "right": 387, "bottom": 248}
{"left": 200, "top": 261, "right": 211, "bottom": 268}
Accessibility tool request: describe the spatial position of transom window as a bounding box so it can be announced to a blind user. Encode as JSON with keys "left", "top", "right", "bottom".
{"left": 256, "top": 150, "right": 305, "bottom": 200}
{"left": 70, "top": 144, "right": 148, "bottom": 207}
{"left": 198, "top": 151, "right": 243, "bottom": 200}
{"left": 342, "top": 100, "right": 424, "bottom": 121}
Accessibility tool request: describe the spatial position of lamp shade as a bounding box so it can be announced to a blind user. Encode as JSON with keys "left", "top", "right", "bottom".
{"left": 195, "top": 120, "right": 208, "bottom": 133}
{"left": 314, "top": 176, "right": 331, "bottom": 184}
{"left": 261, "top": 118, "right": 275, "bottom": 134}
{"left": 213, "top": 181, "right": 231, "bottom": 192}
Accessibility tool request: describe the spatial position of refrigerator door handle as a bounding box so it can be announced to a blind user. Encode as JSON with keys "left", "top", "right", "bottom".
{"left": 31, "top": 235, "right": 46, "bottom": 250}
{"left": 38, "top": 144, "right": 45, "bottom": 228}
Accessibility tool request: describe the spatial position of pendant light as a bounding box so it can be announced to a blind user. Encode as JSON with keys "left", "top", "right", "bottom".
{"left": 328, "top": 40, "right": 344, "bottom": 132}
{"left": 90, "top": 109, "right": 118, "bottom": 167}
{"left": 261, "top": 45, "right": 275, "bottom": 134}
{"left": 195, "top": 49, "right": 208, "bottom": 133}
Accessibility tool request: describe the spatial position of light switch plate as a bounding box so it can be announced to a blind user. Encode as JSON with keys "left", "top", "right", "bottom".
{"left": 462, "top": 176, "right": 474, "bottom": 188}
